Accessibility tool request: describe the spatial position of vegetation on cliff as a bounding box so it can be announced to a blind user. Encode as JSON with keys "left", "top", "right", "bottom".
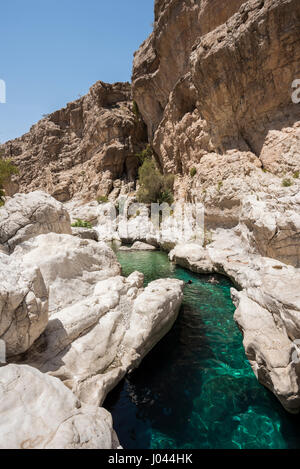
{"left": 0, "top": 154, "right": 18, "bottom": 206}
{"left": 71, "top": 218, "right": 93, "bottom": 229}
{"left": 137, "top": 158, "right": 174, "bottom": 205}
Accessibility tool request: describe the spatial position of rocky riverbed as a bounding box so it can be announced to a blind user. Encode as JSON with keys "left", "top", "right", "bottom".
{"left": 0, "top": 192, "right": 184, "bottom": 449}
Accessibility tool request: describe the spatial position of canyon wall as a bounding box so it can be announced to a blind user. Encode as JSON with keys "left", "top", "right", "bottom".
{"left": 133, "top": 0, "right": 300, "bottom": 177}
{"left": 1, "top": 81, "right": 147, "bottom": 202}
{"left": 1, "top": 0, "right": 300, "bottom": 265}
{"left": 132, "top": 0, "right": 300, "bottom": 266}
{"left": 131, "top": 0, "right": 300, "bottom": 411}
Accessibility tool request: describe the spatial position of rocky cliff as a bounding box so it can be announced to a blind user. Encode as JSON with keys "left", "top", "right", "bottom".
{"left": 133, "top": 0, "right": 300, "bottom": 177}
{"left": 132, "top": 0, "right": 300, "bottom": 267}
{"left": 131, "top": 0, "right": 300, "bottom": 413}
{"left": 2, "top": 0, "right": 298, "bottom": 269}
{"left": 1, "top": 81, "right": 147, "bottom": 202}
{"left": 3, "top": 0, "right": 299, "bottom": 229}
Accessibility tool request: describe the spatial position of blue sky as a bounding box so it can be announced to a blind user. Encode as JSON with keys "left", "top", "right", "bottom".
{"left": 0, "top": 0, "right": 154, "bottom": 143}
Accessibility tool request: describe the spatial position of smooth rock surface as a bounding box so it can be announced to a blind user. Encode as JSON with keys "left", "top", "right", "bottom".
{"left": 12, "top": 233, "right": 121, "bottom": 314}
{"left": 14, "top": 274, "right": 184, "bottom": 406}
{"left": 0, "top": 364, "right": 120, "bottom": 449}
{"left": 232, "top": 290, "right": 300, "bottom": 414}
{"left": 0, "top": 191, "right": 71, "bottom": 252}
{"left": 15, "top": 273, "right": 183, "bottom": 405}
{"left": 119, "top": 241, "right": 157, "bottom": 251}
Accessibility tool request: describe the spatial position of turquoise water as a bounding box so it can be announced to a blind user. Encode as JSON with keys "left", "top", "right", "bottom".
{"left": 104, "top": 250, "right": 300, "bottom": 449}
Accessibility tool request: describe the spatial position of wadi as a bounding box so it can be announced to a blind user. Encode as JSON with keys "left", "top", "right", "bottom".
{"left": 0, "top": 0, "right": 300, "bottom": 450}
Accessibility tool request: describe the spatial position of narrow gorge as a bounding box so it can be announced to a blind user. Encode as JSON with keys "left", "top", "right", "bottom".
{"left": 0, "top": 0, "right": 300, "bottom": 450}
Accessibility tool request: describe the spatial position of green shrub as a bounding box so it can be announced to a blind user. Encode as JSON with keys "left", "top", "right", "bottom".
{"left": 0, "top": 189, "right": 5, "bottom": 207}
{"left": 137, "top": 159, "right": 175, "bottom": 205}
{"left": 293, "top": 171, "right": 299, "bottom": 179}
{"left": 190, "top": 167, "right": 197, "bottom": 178}
{"left": 71, "top": 219, "right": 92, "bottom": 229}
{"left": 282, "top": 178, "right": 293, "bottom": 187}
{"left": 132, "top": 101, "right": 140, "bottom": 119}
{"left": 97, "top": 195, "right": 109, "bottom": 204}
{"left": 158, "top": 189, "right": 174, "bottom": 205}
{"left": 135, "top": 145, "right": 153, "bottom": 164}
{"left": 217, "top": 181, "right": 223, "bottom": 191}
{"left": 0, "top": 157, "right": 18, "bottom": 206}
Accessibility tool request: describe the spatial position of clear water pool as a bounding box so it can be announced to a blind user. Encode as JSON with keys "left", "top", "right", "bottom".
{"left": 104, "top": 250, "right": 300, "bottom": 449}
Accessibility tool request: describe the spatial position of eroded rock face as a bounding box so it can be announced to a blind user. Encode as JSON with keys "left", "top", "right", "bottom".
{"left": 0, "top": 0, "right": 299, "bottom": 425}
{"left": 0, "top": 191, "right": 71, "bottom": 252}
{"left": 232, "top": 290, "right": 300, "bottom": 414}
{"left": 133, "top": 0, "right": 300, "bottom": 174}
{"left": 1, "top": 82, "right": 147, "bottom": 202}
{"left": 239, "top": 194, "right": 300, "bottom": 268}
{"left": 71, "top": 227, "right": 99, "bottom": 241}
{"left": 132, "top": 0, "right": 300, "bottom": 265}
{"left": 0, "top": 254, "right": 48, "bottom": 357}
{"left": 0, "top": 364, "right": 119, "bottom": 449}
{"left": 133, "top": 0, "right": 248, "bottom": 139}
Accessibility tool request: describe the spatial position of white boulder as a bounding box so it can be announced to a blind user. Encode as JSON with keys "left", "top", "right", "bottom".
{"left": 13, "top": 233, "right": 121, "bottom": 314}
{"left": 14, "top": 274, "right": 184, "bottom": 406}
{"left": 119, "top": 241, "right": 157, "bottom": 251}
{"left": 0, "top": 364, "right": 119, "bottom": 449}
{"left": 71, "top": 227, "right": 99, "bottom": 241}
{"left": 0, "top": 191, "right": 71, "bottom": 252}
{"left": 0, "top": 253, "right": 48, "bottom": 357}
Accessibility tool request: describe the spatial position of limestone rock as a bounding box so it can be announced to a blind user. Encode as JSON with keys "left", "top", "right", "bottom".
{"left": 232, "top": 290, "right": 300, "bottom": 414}
{"left": 0, "top": 191, "right": 71, "bottom": 252}
{"left": 133, "top": 0, "right": 300, "bottom": 175}
{"left": 71, "top": 227, "right": 99, "bottom": 242}
{"left": 119, "top": 241, "right": 157, "bottom": 251}
{"left": 0, "top": 364, "right": 119, "bottom": 449}
{"left": 169, "top": 243, "right": 214, "bottom": 274}
{"left": 133, "top": 0, "right": 300, "bottom": 243}
{"left": 14, "top": 274, "right": 184, "bottom": 406}
{"left": 8, "top": 231, "right": 184, "bottom": 405}
{"left": 1, "top": 82, "right": 147, "bottom": 202}
{"left": 0, "top": 244, "right": 8, "bottom": 255}
{"left": 239, "top": 194, "right": 300, "bottom": 268}
{"left": 68, "top": 200, "right": 107, "bottom": 226}
{"left": 0, "top": 254, "right": 48, "bottom": 357}
{"left": 12, "top": 233, "right": 121, "bottom": 314}
{"left": 133, "top": 0, "right": 248, "bottom": 140}
{"left": 170, "top": 229, "right": 300, "bottom": 413}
